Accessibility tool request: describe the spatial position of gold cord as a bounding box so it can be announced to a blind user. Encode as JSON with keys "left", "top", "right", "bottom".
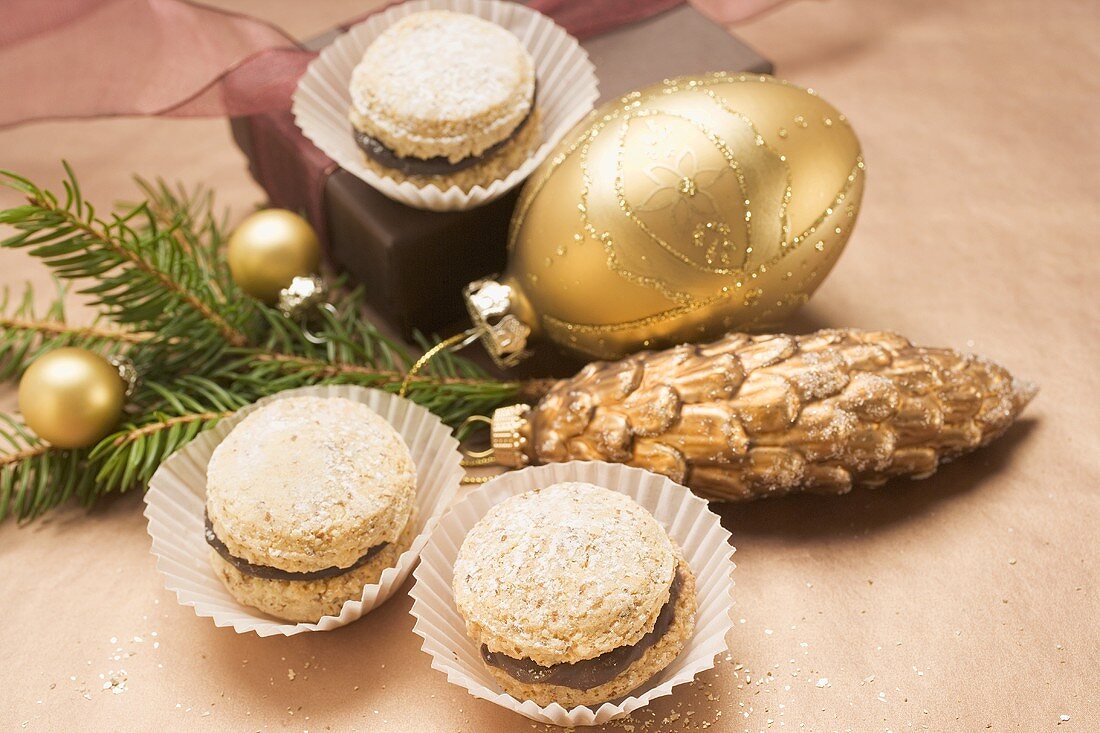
{"left": 397, "top": 327, "right": 483, "bottom": 398}
{"left": 396, "top": 328, "right": 503, "bottom": 486}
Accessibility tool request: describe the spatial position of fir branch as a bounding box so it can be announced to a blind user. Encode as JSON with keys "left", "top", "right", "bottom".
{"left": 114, "top": 410, "right": 230, "bottom": 445}
{"left": 0, "top": 280, "right": 147, "bottom": 380}
{"left": 245, "top": 352, "right": 508, "bottom": 388}
{"left": 0, "top": 164, "right": 251, "bottom": 348}
{"left": 0, "top": 442, "right": 50, "bottom": 467}
{"left": 91, "top": 410, "right": 231, "bottom": 497}
{"left": 240, "top": 286, "right": 528, "bottom": 425}
{"left": 132, "top": 177, "right": 234, "bottom": 301}
{"left": 0, "top": 316, "right": 150, "bottom": 345}
{"left": 256, "top": 284, "right": 412, "bottom": 368}
{"left": 224, "top": 351, "right": 521, "bottom": 428}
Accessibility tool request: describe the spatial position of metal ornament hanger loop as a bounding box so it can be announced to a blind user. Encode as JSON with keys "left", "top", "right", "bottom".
{"left": 458, "top": 415, "right": 495, "bottom": 461}
{"left": 302, "top": 303, "right": 338, "bottom": 345}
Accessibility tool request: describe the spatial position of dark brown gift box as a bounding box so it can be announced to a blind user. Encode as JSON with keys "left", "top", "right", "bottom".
{"left": 231, "top": 6, "right": 772, "bottom": 338}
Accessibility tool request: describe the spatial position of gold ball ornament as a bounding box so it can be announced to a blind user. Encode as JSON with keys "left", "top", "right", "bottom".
{"left": 18, "top": 348, "right": 127, "bottom": 449}
{"left": 227, "top": 209, "right": 321, "bottom": 303}
{"left": 466, "top": 72, "right": 865, "bottom": 365}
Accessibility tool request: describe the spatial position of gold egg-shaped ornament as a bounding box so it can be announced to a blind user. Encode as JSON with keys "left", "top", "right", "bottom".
{"left": 18, "top": 348, "right": 127, "bottom": 449}
{"left": 466, "top": 72, "right": 865, "bottom": 366}
{"left": 227, "top": 209, "right": 321, "bottom": 303}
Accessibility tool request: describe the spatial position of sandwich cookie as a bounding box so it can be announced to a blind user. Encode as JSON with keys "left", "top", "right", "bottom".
{"left": 453, "top": 482, "right": 697, "bottom": 707}
{"left": 205, "top": 396, "right": 417, "bottom": 622}
{"left": 348, "top": 10, "right": 540, "bottom": 191}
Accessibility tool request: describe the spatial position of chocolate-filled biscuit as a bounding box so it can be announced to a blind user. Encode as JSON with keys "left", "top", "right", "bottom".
{"left": 205, "top": 396, "right": 417, "bottom": 622}
{"left": 452, "top": 482, "right": 698, "bottom": 707}
{"left": 347, "top": 11, "right": 541, "bottom": 192}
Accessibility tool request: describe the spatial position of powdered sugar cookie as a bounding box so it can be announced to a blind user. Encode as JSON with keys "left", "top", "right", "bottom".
{"left": 205, "top": 396, "right": 416, "bottom": 622}
{"left": 452, "top": 482, "right": 698, "bottom": 707}
{"left": 347, "top": 10, "right": 540, "bottom": 191}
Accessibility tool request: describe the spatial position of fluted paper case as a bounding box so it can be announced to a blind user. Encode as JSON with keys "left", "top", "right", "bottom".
{"left": 293, "top": 0, "right": 598, "bottom": 211}
{"left": 144, "top": 385, "right": 463, "bottom": 637}
{"left": 408, "top": 461, "right": 736, "bottom": 726}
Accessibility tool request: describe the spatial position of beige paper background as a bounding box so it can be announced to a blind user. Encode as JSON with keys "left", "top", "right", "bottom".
{"left": 1, "top": 0, "right": 1097, "bottom": 730}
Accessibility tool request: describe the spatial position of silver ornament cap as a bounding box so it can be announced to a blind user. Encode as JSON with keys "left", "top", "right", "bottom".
{"left": 463, "top": 278, "right": 531, "bottom": 368}
{"left": 277, "top": 275, "right": 327, "bottom": 319}
{"left": 106, "top": 354, "right": 139, "bottom": 398}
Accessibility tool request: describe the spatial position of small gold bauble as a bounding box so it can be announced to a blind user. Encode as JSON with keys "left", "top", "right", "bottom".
{"left": 227, "top": 209, "right": 321, "bottom": 304}
{"left": 18, "top": 347, "right": 127, "bottom": 449}
{"left": 471, "top": 72, "right": 865, "bottom": 363}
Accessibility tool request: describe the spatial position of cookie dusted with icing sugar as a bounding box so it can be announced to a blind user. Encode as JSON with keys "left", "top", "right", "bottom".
{"left": 453, "top": 482, "right": 697, "bottom": 707}
{"left": 348, "top": 10, "right": 540, "bottom": 191}
{"left": 205, "top": 396, "right": 417, "bottom": 622}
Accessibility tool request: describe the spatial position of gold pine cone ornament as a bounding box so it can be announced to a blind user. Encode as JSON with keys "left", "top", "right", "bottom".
{"left": 467, "top": 73, "right": 864, "bottom": 366}
{"left": 490, "top": 330, "right": 1036, "bottom": 500}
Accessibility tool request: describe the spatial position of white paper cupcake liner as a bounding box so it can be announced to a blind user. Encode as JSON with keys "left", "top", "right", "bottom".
{"left": 292, "top": 0, "right": 598, "bottom": 212}
{"left": 409, "top": 461, "right": 736, "bottom": 726}
{"left": 143, "top": 385, "right": 463, "bottom": 637}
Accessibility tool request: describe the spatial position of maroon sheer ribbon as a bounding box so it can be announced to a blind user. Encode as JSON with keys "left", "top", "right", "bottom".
{"left": 0, "top": 0, "right": 786, "bottom": 127}
{"left": 0, "top": 0, "right": 785, "bottom": 236}
{"left": 0, "top": 0, "right": 309, "bottom": 124}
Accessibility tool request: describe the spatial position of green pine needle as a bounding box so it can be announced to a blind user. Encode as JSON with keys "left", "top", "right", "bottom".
{"left": 0, "top": 414, "right": 93, "bottom": 523}
{"left": 0, "top": 164, "right": 256, "bottom": 371}
{"left": 89, "top": 377, "right": 248, "bottom": 497}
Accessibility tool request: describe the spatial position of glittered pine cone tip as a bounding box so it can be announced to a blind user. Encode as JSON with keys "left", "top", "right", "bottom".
{"left": 494, "top": 329, "right": 1036, "bottom": 501}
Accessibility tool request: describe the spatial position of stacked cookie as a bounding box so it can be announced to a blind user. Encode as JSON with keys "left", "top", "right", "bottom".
{"left": 348, "top": 11, "right": 540, "bottom": 191}
{"left": 453, "top": 482, "right": 698, "bottom": 707}
{"left": 204, "top": 396, "right": 417, "bottom": 622}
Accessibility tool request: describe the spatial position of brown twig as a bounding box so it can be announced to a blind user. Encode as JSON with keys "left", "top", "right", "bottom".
{"left": 253, "top": 353, "right": 511, "bottom": 387}
{"left": 112, "top": 411, "right": 232, "bottom": 447}
{"left": 516, "top": 377, "right": 559, "bottom": 403}
{"left": 0, "top": 316, "right": 153, "bottom": 344}
{"left": 0, "top": 442, "right": 51, "bottom": 467}
{"left": 255, "top": 353, "right": 560, "bottom": 403}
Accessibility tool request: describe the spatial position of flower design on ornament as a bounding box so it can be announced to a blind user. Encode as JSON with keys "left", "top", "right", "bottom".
{"left": 635, "top": 149, "right": 728, "bottom": 223}
{"left": 633, "top": 149, "right": 739, "bottom": 269}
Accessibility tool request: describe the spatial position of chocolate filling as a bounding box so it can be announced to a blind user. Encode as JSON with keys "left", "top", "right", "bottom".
{"left": 204, "top": 512, "right": 386, "bottom": 582}
{"left": 352, "top": 92, "right": 536, "bottom": 176}
{"left": 481, "top": 570, "right": 683, "bottom": 691}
